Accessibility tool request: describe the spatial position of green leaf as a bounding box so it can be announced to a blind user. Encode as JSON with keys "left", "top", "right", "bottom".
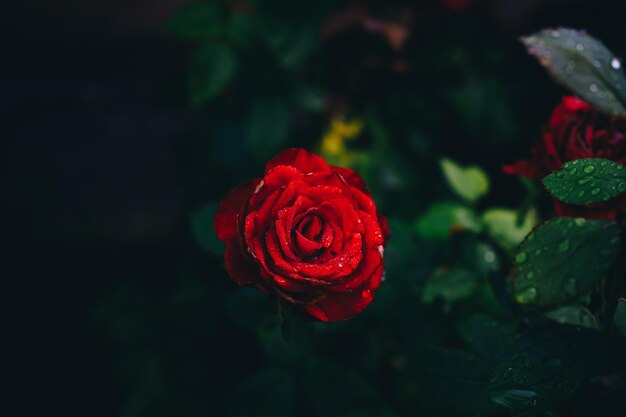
{"left": 440, "top": 157, "right": 489, "bottom": 203}
{"left": 488, "top": 353, "right": 581, "bottom": 413}
{"left": 422, "top": 267, "right": 479, "bottom": 312}
{"left": 512, "top": 217, "right": 621, "bottom": 305}
{"left": 459, "top": 314, "right": 518, "bottom": 363}
{"left": 167, "top": 3, "right": 221, "bottom": 39}
{"left": 414, "top": 201, "right": 481, "bottom": 240}
{"left": 245, "top": 98, "right": 290, "bottom": 161}
{"left": 408, "top": 347, "right": 495, "bottom": 415}
{"left": 521, "top": 28, "right": 626, "bottom": 115}
{"left": 544, "top": 305, "right": 600, "bottom": 329}
{"left": 265, "top": 24, "right": 319, "bottom": 69}
{"left": 302, "top": 357, "right": 387, "bottom": 417}
{"left": 229, "top": 368, "right": 295, "bottom": 417}
{"left": 542, "top": 158, "right": 626, "bottom": 205}
{"left": 482, "top": 208, "right": 538, "bottom": 251}
{"left": 613, "top": 299, "right": 626, "bottom": 337}
{"left": 189, "top": 43, "right": 238, "bottom": 106}
{"left": 190, "top": 203, "right": 223, "bottom": 256}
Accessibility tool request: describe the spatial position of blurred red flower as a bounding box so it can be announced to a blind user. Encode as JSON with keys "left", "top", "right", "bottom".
{"left": 504, "top": 96, "right": 626, "bottom": 220}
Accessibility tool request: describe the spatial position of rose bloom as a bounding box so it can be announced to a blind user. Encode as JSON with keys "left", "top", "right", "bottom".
{"left": 504, "top": 96, "right": 626, "bottom": 220}
{"left": 214, "top": 148, "right": 389, "bottom": 322}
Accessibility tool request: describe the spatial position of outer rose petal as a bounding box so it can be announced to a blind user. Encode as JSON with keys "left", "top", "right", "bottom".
{"left": 265, "top": 148, "right": 332, "bottom": 174}
{"left": 333, "top": 166, "right": 369, "bottom": 194}
{"left": 224, "top": 238, "right": 264, "bottom": 288}
{"left": 304, "top": 264, "right": 383, "bottom": 322}
{"left": 214, "top": 179, "right": 261, "bottom": 242}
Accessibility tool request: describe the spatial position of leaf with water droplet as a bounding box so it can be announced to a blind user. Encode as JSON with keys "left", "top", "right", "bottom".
{"left": 543, "top": 158, "right": 626, "bottom": 205}
{"left": 422, "top": 267, "right": 479, "bottom": 312}
{"left": 512, "top": 217, "right": 620, "bottom": 305}
{"left": 521, "top": 28, "right": 626, "bottom": 115}
{"left": 488, "top": 352, "right": 583, "bottom": 413}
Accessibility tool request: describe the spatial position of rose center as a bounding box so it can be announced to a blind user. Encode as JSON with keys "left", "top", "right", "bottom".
{"left": 292, "top": 214, "right": 333, "bottom": 259}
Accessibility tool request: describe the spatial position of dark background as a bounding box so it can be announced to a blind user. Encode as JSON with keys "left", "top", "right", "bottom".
{"left": 2, "top": 1, "right": 626, "bottom": 416}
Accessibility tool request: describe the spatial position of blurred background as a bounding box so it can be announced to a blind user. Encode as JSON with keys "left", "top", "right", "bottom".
{"left": 3, "top": 0, "right": 626, "bottom": 416}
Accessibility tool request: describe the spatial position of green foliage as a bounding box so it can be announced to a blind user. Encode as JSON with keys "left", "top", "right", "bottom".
{"left": 481, "top": 208, "right": 538, "bottom": 252}
{"left": 414, "top": 202, "right": 481, "bottom": 240}
{"left": 229, "top": 368, "right": 296, "bottom": 417}
{"left": 190, "top": 203, "right": 223, "bottom": 256}
{"left": 543, "top": 158, "right": 626, "bottom": 205}
{"left": 167, "top": 3, "right": 221, "bottom": 40}
{"left": 189, "top": 43, "right": 238, "bottom": 106}
{"left": 522, "top": 28, "right": 626, "bottom": 115}
{"left": 613, "top": 300, "right": 626, "bottom": 336}
{"left": 544, "top": 305, "right": 600, "bottom": 329}
{"left": 422, "top": 267, "right": 480, "bottom": 311}
{"left": 512, "top": 217, "right": 621, "bottom": 305}
{"left": 440, "top": 157, "right": 490, "bottom": 203}
{"left": 245, "top": 98, "right": 291, "bottom": 161}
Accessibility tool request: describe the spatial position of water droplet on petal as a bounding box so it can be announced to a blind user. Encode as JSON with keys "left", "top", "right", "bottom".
{"left": 361, "top": 288, "right": 372, "bottom": 299}
{"left": 612, "top": 58, "right": 622, "bottom": 70}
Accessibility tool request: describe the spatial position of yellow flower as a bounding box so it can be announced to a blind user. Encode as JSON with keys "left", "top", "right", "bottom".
{"left": 320, "top": 117, "right": 364, "bottom": 163}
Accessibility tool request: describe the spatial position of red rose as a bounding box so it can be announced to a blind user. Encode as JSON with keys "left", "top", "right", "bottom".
{"left": 503, "top": 96, "right": 626, "bottom": 220}
{"left": 214, "top": 148, "right": 389, "bottom": 322}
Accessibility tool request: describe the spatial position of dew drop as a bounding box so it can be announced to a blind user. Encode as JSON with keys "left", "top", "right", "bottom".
{"left": 577, "top": 177, "right": 593, "bottom": 185}
{"left": 591, "top": 188, "right": 601, "bottom": 196}
{"left": 617, "top": 182, "right": 626, "bottom": 193}
{"left": 583, "top": 165, "right": 595, "bottom": 174}
{"left": 589, "top": 83, "right": 599, "bottom": 93}
{"left": 593, "top": 60, "right": 602, "bottom": 68}
{"left": 484, "top": 251, "right": 496, "bottom": 263}
{"left": 516, "top": 287, "right": 537, "bottom": 304}
{"left": 361, "top": 288, "right": 372, "bottom": 299}
{"left": 558, "top": 239, "right": 570, "bottom": 252}
{"left": 574, "top": 218, "right": 587, "bottom": 226}
{"left": 515, "top": 252, "right": 528, "bottom": 263}
{"left": 576, "top": 43, "right": 584, "bottom": 51}
{"left": 526, "top": 271, "right": 535, "bottom": 279}
{"left": 612, "top": 58, "right": 622, "bottom": 70}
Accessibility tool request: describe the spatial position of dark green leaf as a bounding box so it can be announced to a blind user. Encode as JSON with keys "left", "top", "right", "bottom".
{"left": 190, "top": 203, "right": 223, "bottom": 256}
{"left": 245, "top": 98, "right": 290, "bottom": 161}
{"left": 614, "top": 299, "right": 626, "bottom": 337}
{"left": 189, "top": 43, "right": 238, "bottom": 106}
{"left": 488, "top": 353, "right": 580, "bottom": 413}
{"left": 521, "top": 28, "right": 626, "bottom": 115}
{"left": 167, "top": 3, "right": 221, "bottom": 39}
{"left": 302, "top": 357, "right": 387, "bottom": 417}
{"left": 542, "top": 158, "right": 626, "bottom": 205}
{"left": 422, "top": 267, "right": 479, "bottom": 312}
{"left": 459, "top": 314, "right": 518, "bottom": 363}
{"left": 512, "top": 217, "right": 621, "bottom": 305}
{"left": 407, "top": 347, "right": 495, "bottom": 415}
{"left": 229, "top": 368, "right": 295, "bottom": 417}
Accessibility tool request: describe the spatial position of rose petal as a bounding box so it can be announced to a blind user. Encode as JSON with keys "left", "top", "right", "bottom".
{"left": 214, "top": 179, "right": 260, "bottom": 242}
{"left": 265, "top": 148, "right": 332, "bottom": 174}
{"left": 303, "top": 263, "right": 382, "bottom": 322}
